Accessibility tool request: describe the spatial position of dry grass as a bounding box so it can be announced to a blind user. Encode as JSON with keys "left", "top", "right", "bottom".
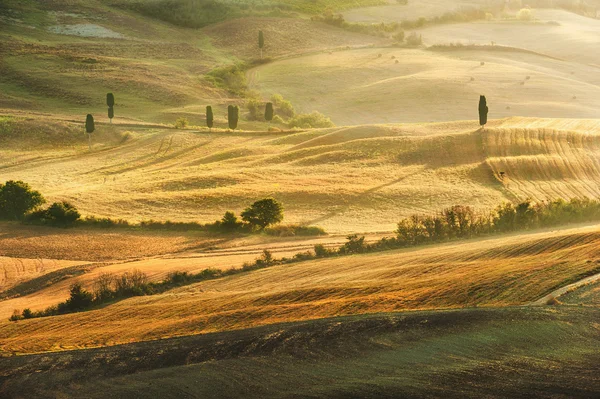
{"left": 2, "top": 224, "right": 600, "bottom": 353}
{"left": 2, "top": 116, "right": 600, "bottom": 233}
{"left": 248, "top": 46, "right": 600, "bottom": 125}
{"left": 0, "top": 223, "right": 214, "bottom": 262}
{"left": 420, "top": 9, "right": 600, "bottom": 65}
{"left": 203, "top": 17, "right": 389, "bottom": 60}
{"left": 343, "top": 0, "right": 489, "bottom": 23}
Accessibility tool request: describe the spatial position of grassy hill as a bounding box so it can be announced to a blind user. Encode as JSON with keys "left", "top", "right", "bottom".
{"left": 248, "top": 46, "right": 600, "bottom": 125}
{"left": 2, "top": 116, "right": 600, "bottom": 232}
{"left": 2, "top": 306, "right": 599, "bottom": 398}
{"left": 2, "top": 223, "right": 600, "bottom": 353}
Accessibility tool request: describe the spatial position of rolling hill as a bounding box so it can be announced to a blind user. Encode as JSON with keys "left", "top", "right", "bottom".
{"left": 2, "top": 116, "right": 600, "bottom": 233}
{"left": 2, "top": 223, "right": 600, "bottom": 353}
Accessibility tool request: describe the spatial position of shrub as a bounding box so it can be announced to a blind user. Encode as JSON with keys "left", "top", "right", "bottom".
{"left": 272, "top": 115, "right": 286, "bottom": 125}
{"left": 115, "top": 269, "right": 149, "bottom": 296}
{"left": 22, "top": 308, "right": 33, "bottom": 319}
{"left": 314, "top": 244, "right": 334, "bottom": 258}
{"left": 167, "top": 271, "right": 193, "bottom": 285}
{"left": 45, "top": 201, "right": 81, "bottom": 227}
{"left": 288, "top": 112, "right": 334, "bottom": 129}
{"left": 0, "top": 180, "right": 45, "bottom": 220}
{"left": 265, "top": 224, "right": 326, "bottom": 237}
{"left": 246, "top": 98, "right": 263, "bottom": 121}
{"left": 406, "top": 32, "right": 423, "bottom": 46}
{"left": 93, "top": 273, "right": 115, "bottom": 301}
{"left": 219, "top": 211, "right": 243, "bottom": 230}
{"left": 392, "top": 30, "right": 405, "bottom": 42}
{"left": 342, "top": 235, "right": 366, "bottom": 254}
{"left": 517, "top": 8, "right": 533, "bottom": 20}
{"left": 257, "top": 249, "right": 274, "bottom": 266}
{"left": 207, "top": 64, "right": 248, "bottom": 95}
{"left": 9, "top": 310, "right": 22, "bottom": 322}
{"left": 271, "top": 94, "right": 296, "bottom": 119}
{"left": 65, "top": 283, "right": 93, "bottom": 311}
{"left": 174, "top": 117, "right": 189, "bottom": 129}
{"left": 241, "top": 198, "right": 284, "bottom": 229}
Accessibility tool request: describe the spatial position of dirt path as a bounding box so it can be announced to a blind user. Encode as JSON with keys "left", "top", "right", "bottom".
{"left": 529, "top": 272, "right": 600, "bottom": 306}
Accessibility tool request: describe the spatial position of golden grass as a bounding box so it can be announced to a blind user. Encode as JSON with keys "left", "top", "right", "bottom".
{"left": 2, "top": 224, "right": 600, "bottom": 353}
{"left": 0, "top": 223, "right": 213, "bottom": 262}
{"left": 0, "top": 257, "right": 86, "bottom": 290}
{"left": 2, "top": 116, "right": 600, "bottom": 233}
{"left": 420, "top": 9, "right": 600, "bottom": 65}
{"left": 248, "top": 46, "right": 600, "bottom": 125}
{"left": 343, "top": 0, "right": 488, "bottom": 23}
{"left": 203, "top": 17, "right": 389, "bottom": 60}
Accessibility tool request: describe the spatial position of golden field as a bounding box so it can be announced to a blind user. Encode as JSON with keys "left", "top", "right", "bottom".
{"left": 2, "top": 223, "right": 600, "bottom": 353}
{"left": 2, "top": 116, "right": 600, "bottom": 233}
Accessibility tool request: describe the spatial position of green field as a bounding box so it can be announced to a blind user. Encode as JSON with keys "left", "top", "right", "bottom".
{"left": 2, "top": 306, "right": 600, "bottom": 398}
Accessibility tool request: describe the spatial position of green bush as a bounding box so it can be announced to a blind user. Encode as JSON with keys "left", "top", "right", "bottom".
{"left": 27, "top": 201, "right": 81, "bottom": 227}
{"left": 246, "top": 98, "right": 263, "bottom": 121}
{"left": 265, "top": 224, "right": 326, "bottom": 237}
{"left": 0, "top": 180, "right": 45, "bottom": 220}
{"left": 174, "top": 117, "right": 189, "bottom": 129}
{"left": 341, "top": 235, "right": 367, "bottom": 254}
{"left": 271, "top": 94, "right": 296, "bottom": 119}
{"left": 217, "top": 211, "right": 244, "bottom": 231}
{"left": 288, "top": 112, "right": 334, "bottom": 129}
{"left": 405, "top": 32, "right": 423, "bottom": 46}
{"left": 207, "top": 64, "right": 248, "bottom": 96}
{"left": 241, "top": 198, "right": 284, "bottom": 229}
{"left": 65, "top": 283, "right": 93, "bottom": 311}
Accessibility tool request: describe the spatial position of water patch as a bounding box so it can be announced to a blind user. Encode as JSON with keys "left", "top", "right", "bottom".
{"left": 48, "top": 24, "right": 124, "bottom": 39}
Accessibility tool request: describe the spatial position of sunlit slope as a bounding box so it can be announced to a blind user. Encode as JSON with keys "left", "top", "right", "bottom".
{"left": 2, "top": 224, "right": 600, "bottom": 353}
{"left": 343, "top": 0, "right": 489, "bottom": 23}
{"left": 248, "top": 47, "right": 600, "bottom": 125}
{"left": 0, "top": 1, "right": 386, "bottom": 122}
{"left": 488, "top": 118, "right": 600, "bottom": 200}
{"left": 420, "top": 9, "right": 600, "bottom": 65}
{"left": 2, "top": 117, "right": 600, "bottom": 232}
{"left": 3, "top": 307, "right": 600, "bottom": 398}
{"left": 203, "top": 17, "right": 388, "bottom": 59}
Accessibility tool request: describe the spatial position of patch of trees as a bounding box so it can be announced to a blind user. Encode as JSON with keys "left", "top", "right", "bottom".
{"left": 325, "top": 198, "right": 600, "bottom": 257}
{"left": 0, "top": 182, "right": 323, "bottom": 235}
{"left": 246, "top": 94, "right": 334, "bottom": 129}
{"left": 0, "top": 181, "right": 45, "bottom": 221}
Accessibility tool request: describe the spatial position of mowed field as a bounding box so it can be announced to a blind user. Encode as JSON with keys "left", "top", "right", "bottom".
{"left": 3, "top": 306, "right": 600, "bottom": 398}
{"left": 2, "top": 116, "right": 600, "bottom": 232}
{"left": 420, "top": 9, "right": 600, "bottom": 65}
{"left": 248, "top": 46, "right": 600, "bottom": 125}
{"left": 2, "top": 223, "right": 600, "bottom": 353}
{"left": 343, "top": 0, "right": 492, "bottom": 23}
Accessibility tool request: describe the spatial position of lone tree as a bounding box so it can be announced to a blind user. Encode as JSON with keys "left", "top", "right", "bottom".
{"left": 228, "top": 105, "right": 239, "bottom": 131}
{"left": 106, "top": 93, "right": 115, "bottom": 124}
{"left": 265, "top": 102, "right": 274, "bottom": 124}
{"left": 241, "top": 198, "right": 284, "bottom": 229}
{"left": 478, "top": 95, "right": 489, "bottom": 128}
{"left": 0, "top": 180, "right": 45, "bottom": 220}
{"left": 85, "top": 114, "right": 95, "bottom": 150}
{"left": 258, "top": 30, "right": 265, "bottom": 59}
{"left": 206, "top": 105, "right": 214, "bottom": 131}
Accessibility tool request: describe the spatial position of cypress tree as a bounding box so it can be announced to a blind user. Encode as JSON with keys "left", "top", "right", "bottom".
{"left": 206, "top": 105, "right": 214, "bottom": 131}
{"left": 478, "top": 95, "right": 488, "bottom": 127}
{"left": 258, "top": 30, "right": 264, "bottom": 59}
{"left": 85, "top": 114, "right": 95, "bottom": 150}
{"left": 107, "top": 93, "right": 115, "bottom": 124}
{"left": 265, "top": 102, "right": 273, "bottom": 124}
{"left": 228, "top": 105, "right": 239, "bottom": 131}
